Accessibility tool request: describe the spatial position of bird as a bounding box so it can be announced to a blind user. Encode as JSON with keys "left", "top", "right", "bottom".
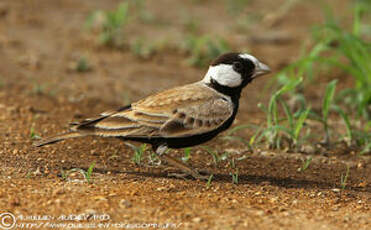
{"left": 34, "top": 52, "right": 271, "bottom": 179}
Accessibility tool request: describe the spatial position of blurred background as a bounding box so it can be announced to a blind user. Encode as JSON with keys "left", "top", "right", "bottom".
{"left": 1, "top": 0, "right": 369, "bottom": 153}
{"left": 0, "top": 1, "right": 370, "bottom": 229}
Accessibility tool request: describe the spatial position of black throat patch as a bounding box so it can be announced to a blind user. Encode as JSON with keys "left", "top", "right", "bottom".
{"left": 206, "top": 79, "right": 242, "bottom": 100}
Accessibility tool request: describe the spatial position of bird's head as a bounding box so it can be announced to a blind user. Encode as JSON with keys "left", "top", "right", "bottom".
{"left": 202, "top": 52, "right": 271, "bottom": 90}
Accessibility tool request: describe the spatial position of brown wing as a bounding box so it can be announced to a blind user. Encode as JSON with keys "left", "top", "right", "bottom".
{"left": 73, "top": 82, "right": 233, "bottom": 138}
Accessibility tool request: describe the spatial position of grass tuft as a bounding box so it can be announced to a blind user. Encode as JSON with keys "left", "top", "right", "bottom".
{"left": 60, "top": 162, "right": 96, "bottom": 184}
{"left": 182, "top": 147, "right": 192, "bottom": 162}
{"left": 298, "top": 156, "right": 312, "bottom": 172}
{"left": 201, "top": 146, "right": 229, "bottom": 166}
{"left": 320, "top": 80, "right": 337, "bottom": 145}
{"left": 206, "top": 174, "right": 214, "bottom": 189}
{"left": 259, "top": 78, "right": 312, "bottom": 150}
{"left": 86, "top": 2, "right": 129, "bottom": 47}
{"left": 126, "top": 143, "right": 147, "bottom": 166}
{"left": 75, "top": 56, "right": 91, "bottom": 72}
{"left": 340, "top": 165, "right": 350, "bottom": 191}
{"left": 30, "top": 126, "right": 41, "bottom": 140}
{"left": 130, "top": 39, "right": 156, "bottom": 59}
{"left": 183, "top": 35, "right": 230, "bottom": 68}
{"left": 231, "top": 168, "right": 239, "bottom": 184}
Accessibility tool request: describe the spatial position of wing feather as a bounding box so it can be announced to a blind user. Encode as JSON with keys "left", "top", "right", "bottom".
{"left": 160, "top": 96, "right": 233, "bottom": 137}
{"left": 74, "top": 82, "right": 233, "bottom": 139}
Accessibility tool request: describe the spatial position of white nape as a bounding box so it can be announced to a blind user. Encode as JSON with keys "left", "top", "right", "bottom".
{"left": 202, "top": 64, "right": 242, "bottom": 88}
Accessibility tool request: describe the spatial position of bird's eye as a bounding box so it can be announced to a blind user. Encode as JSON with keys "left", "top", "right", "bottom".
{"left": 233, "top": 62, "right": 243, "bottom": 72}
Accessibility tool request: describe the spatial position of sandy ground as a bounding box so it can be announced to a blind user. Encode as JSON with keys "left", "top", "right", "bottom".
{"left": 0, "top": 0, "right": 369, "bottom": 229}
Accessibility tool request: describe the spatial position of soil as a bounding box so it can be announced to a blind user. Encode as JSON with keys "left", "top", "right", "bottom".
{"left": 0, "top": 0, "right": 369, "bottom": 230}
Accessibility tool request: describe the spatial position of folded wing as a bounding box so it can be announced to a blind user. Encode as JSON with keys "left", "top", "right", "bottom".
{"left": 73, "top": 82, "right": 234, "bottom": 139}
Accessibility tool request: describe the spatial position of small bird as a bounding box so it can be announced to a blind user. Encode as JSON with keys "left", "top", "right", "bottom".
{"left": 35, "top": 52, "right": 271, "bottom": 179}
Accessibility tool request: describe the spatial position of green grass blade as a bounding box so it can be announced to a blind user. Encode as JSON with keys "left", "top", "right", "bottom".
{"left": 280, "top": 99, "right": 294, "bottom": 132}
{"left": 334, "top": 105, "right": 353, "bottom": 145}
{"left": 272, "top": 125, "right": 294, "bottom": 138}
{"left": 201, "top": 146, "right": 219, "bottom": 165}
{"left": 360, "top": 142, "right": 371, "bottom": 156}
{"left": 294, "top": 107, "right": 311, "bottom": 141}
{"left": 322, "top": 80, "right": 337, "bottom": 121}
{"left": 86, "top": 162, "right": 96, "bottom": 183}
{"left": 249, "top": 126, "right": 263, "bottom": 146}
{"left": 115, "top": 2, "right": 129, "bottom": 27}
{"left": 182, "top": 147, "right": 192, "bottom": 162}
{"left": 206, "top": 174, "right": 214, "bottom": 188}
{"left": 267, "top": 78, "right": 302, "bottom": 127}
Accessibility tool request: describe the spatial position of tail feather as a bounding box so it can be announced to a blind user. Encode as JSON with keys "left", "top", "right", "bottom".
{"left": 34, "top": 105, "right": 133, "bottom": 147}
{"left": 33, "top": 131, "right": 86, "bottom": 147}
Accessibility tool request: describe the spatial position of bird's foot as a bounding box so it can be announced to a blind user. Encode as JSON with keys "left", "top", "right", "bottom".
{"left": 154, "top": 146, "right": 210, "bottom": 180}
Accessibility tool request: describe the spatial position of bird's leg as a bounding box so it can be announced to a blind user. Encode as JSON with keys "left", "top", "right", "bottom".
{"left": 155, "top": 144, "right": 209, "bottom": 180}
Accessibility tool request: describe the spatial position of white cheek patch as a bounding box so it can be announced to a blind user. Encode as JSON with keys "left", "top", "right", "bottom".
{"left": 202, "top": 64, "right": 242, "bottom": 88}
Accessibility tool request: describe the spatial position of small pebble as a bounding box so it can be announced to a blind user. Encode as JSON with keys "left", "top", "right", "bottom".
{"left": 192, "top": 217, "right": 202, "bottom": 223}
{"left": 119, "top": 199, "right": 132, "bottom": 208}
{"left": 53, "top": 188, "right": 64, "bottom": 196}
